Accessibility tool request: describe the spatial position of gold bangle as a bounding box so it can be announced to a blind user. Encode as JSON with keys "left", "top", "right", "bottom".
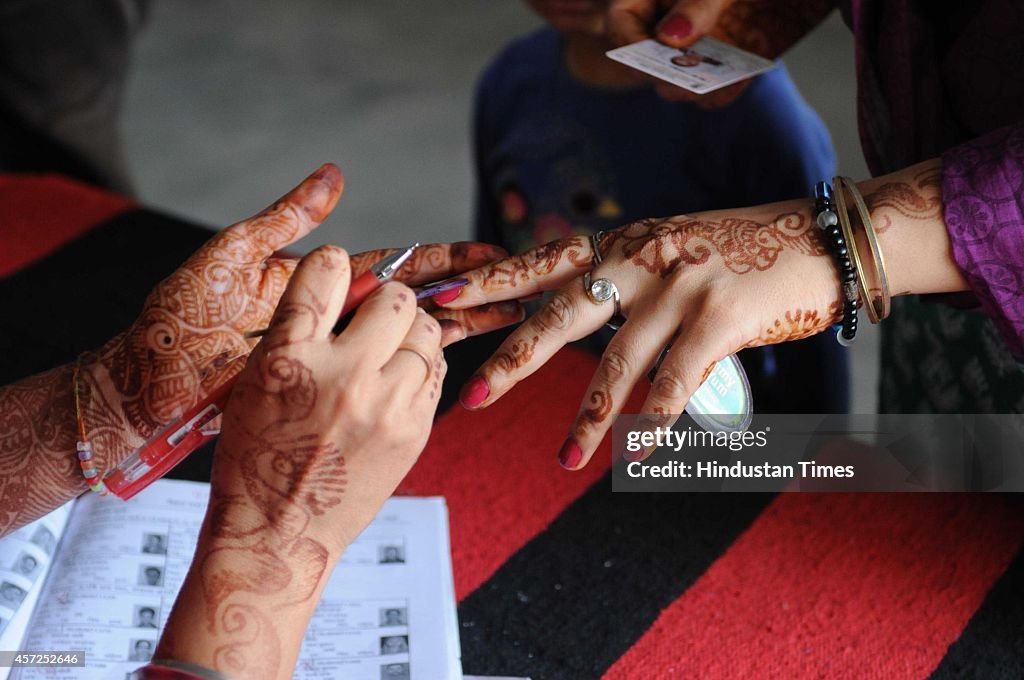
{"left": 838, "top": 176, "right": 891, "bottom": 321}
{"left": 831, "top": 177, "right": 876, "bottom": 323}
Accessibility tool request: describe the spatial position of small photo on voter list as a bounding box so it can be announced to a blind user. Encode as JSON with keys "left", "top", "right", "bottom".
{"left": 606, "top": 37, "right": 775, "bottom": 94}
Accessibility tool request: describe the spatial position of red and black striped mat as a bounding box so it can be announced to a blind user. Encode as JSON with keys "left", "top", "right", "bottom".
{"left": 2, "top": 174, "right": 1022, "bottom": 679}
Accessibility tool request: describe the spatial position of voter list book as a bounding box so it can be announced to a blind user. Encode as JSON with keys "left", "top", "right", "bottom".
{"left": 0, "top": 479, "right": 461, "bottom": 679}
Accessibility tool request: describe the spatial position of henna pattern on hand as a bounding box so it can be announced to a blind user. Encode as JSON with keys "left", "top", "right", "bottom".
{"left": 185, "top": 292, "right": 350, "bottom": 678}
{"left": 740, "top": 303, "right": 843, "bottom": 348}
{"left": 107, "top": 196, "right": 314, "bottom": 436}
{"left": 606, "top": 209, "right": 825, "bottom": 278}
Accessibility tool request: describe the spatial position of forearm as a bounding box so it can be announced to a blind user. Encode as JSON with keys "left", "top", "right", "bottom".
{"left": 156, "top": 541, "right": 337, "bottom": 680}
{"left": 856, "top": 158, "right": 969, "bottom": 296}
{"left": 696, "top": 159, "right": 965, "bottom": 348}
{"left": 0, "top": 335, "right": 149, "bottom": 535}
{"left": 155, "top": 493, "right": 344, "bottom": 679}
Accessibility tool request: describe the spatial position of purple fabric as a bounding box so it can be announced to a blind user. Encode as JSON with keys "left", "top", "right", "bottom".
{"left": 841, "top": 0, "right": 1024, "bottom": 356}
{"left": 942, "top": 123, "right": 1024, "bottom": 358}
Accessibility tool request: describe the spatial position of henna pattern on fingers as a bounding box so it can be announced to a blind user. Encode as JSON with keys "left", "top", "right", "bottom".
{"left": 580, "top": 388, "right": 613, "bottom": 427}
{"left": 480, "top": 237, "right": 590, "bottom": 290}
{"left": 493, "top": 335, "right": 540, "bottom": 374}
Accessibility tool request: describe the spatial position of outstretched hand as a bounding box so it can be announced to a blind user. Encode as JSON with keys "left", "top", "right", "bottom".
{"left": 438, "top": 200, "right": 841, "bottom": 469}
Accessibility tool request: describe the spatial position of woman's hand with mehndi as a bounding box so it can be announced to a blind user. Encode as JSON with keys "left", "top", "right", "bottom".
{"left": 437, "top": 199, "right": 841, "bottom": 468}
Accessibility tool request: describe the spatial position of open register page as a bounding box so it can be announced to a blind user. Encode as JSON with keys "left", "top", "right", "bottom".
{"left": 0, "top": 480, "right": 461, "bottom": 679}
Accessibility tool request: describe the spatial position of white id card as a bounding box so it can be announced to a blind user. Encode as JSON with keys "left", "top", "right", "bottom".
{"left": 606, "top": 37, "right": 775, "bottom": 94}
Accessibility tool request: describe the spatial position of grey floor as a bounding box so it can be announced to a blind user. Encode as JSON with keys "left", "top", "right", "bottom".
{"left": 122, "top": 1, "right": 878, "bottom": 412}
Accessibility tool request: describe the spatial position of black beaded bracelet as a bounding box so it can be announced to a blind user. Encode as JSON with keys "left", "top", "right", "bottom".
{"left": 813, "top": 181, "right": 859, "bottom": 346}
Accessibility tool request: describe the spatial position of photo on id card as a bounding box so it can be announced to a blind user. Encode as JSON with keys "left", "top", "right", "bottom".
{"left": 606, "top": 37, "right": 775, "bottom": 94}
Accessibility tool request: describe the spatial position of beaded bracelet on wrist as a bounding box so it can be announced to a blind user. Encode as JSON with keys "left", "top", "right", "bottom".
{"left": 813, "top": 181, "right": 859, "bottom": 346}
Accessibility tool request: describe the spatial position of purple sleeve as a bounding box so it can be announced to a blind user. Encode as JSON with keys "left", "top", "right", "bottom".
{"left": 941, "top": 121, "right": 1024, "bottom": 359}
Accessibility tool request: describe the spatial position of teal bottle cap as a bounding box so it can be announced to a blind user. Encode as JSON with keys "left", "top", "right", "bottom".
{"left": 685, "top": 353, "right": 753, "bottom": 433}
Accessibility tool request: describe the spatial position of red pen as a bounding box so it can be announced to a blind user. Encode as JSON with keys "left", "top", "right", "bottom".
{"left": 104, "top": 244, "right": 418, "bottom": 500}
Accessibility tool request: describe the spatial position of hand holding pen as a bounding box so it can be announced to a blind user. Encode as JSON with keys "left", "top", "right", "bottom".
{"left": 105, "top": 243, "right": 520, "bottom": 498}
{"left": 155, "top": 245, "right": 459, "bottom": 676}
{"left": 97, "top": 164, "right": 525, "bottom": 499}
{"left": 106, "top": 244, "right": 420, "bottom": 497}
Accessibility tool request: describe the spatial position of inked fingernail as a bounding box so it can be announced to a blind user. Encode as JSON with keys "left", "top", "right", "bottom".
{"left": 460, "top": 375, "right": 489, "bottom": 409}
{"left": 659, "top": 14, "right": 692, "bottom": 40}
{"left": 559, "top": 439, "right": 583, "bottom": 469}
{"left": 432, "top": 284, "right": 466, "bottom": 306}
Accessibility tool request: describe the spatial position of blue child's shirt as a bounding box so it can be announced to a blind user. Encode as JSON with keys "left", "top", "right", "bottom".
{"left": 472, "top": 28, "right": 849, "bottom": 413}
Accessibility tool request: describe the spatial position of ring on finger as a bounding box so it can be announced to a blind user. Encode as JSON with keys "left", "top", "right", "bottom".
{"left": 396, "top": 346, "right": 434, "bottom": 382}
{"left": 583, "top": 271, "right": 626, "bottom": 331}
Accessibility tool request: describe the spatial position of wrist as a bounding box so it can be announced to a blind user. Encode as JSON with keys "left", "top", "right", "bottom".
{"left": 735, "top": 199, "right": 840, "bottom": 309}
{"left": 158, "top": 525, "right": 339, "bottom": 680}
{"left": 854, "top": 160, "right": 969, "bottom": 296}
{"left": 79, "top": 346, "right": 147, "bottom": 474}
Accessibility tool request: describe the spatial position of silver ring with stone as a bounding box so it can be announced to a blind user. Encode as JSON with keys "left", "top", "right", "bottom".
{"left": 584, "top": 271, "right": 625, "bottom": 330}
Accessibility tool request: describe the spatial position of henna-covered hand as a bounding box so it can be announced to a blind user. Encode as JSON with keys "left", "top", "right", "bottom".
{"left": 607, "top": 0, "right": 835, "bottom": 106}
{"left": 441, "top": 199, "right": 839, "bottom": 469}
{"left": 158, "top": 247, "right": 447, "bottom": 679}
{"left": 0, "top": 164, "right": 344, "bottom": 535}
{"left": 0, "top": 164, "right": 517, "bottom": 537}
{"left": 440, "top": 159, "right": 968, "bottom": 469}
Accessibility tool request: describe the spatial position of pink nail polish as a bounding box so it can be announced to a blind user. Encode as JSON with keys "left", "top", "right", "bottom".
{"left": 559, "top": 439, "right": 583, "bottom": 469}
{"left": 432, "top": 285, "right": 464, "bottom": 306}
{"left": 460, "top": 375, "right": 489, "bottom": 409}
{"left": 659, "top": 14, "right": 692, "bottom": 40}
